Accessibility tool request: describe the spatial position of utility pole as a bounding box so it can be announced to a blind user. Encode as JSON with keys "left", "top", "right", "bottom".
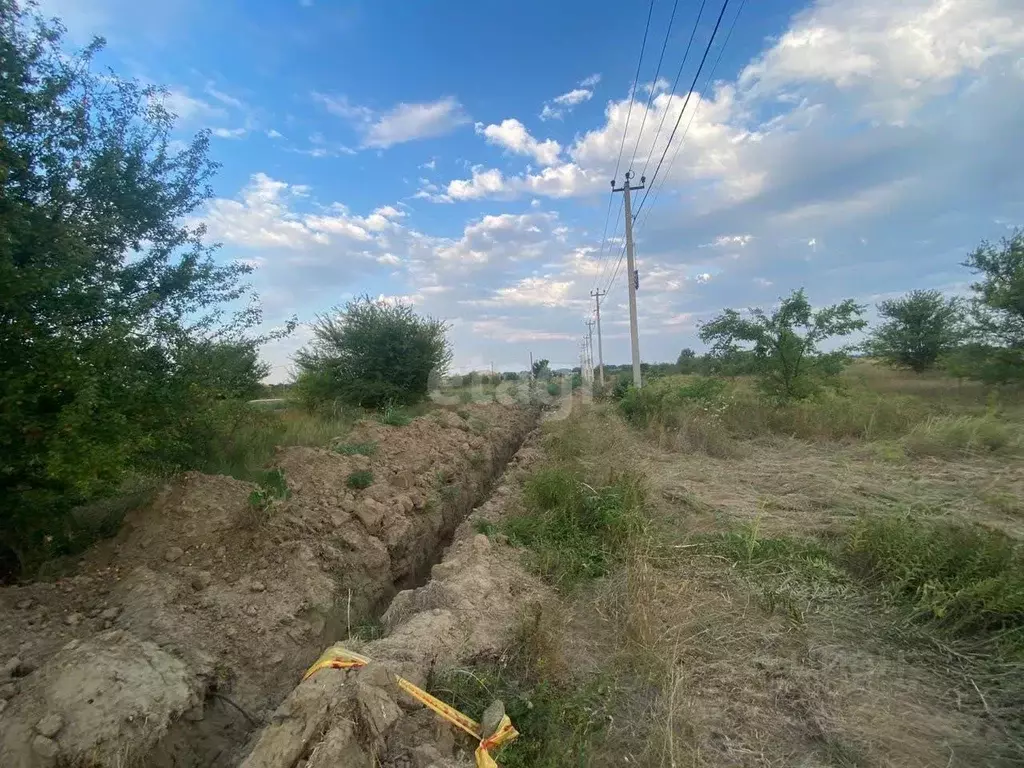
{"left": 585, "top": 318, "right": 595, "bottom": 384}
{"left": 590, "top": 289, "right": 606, "bottom": 387}
{"left": 529, "top": 351, "right": 534, "bottom": 381}
{"left": 612, "top": 170, "right": 645, "bottom": 388}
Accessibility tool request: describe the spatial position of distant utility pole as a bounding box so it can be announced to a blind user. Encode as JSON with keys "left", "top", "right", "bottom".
{"left": 529, "top": 351, "right": 534, "bottom": 380}
{"left": 612, "top": 170, "right": 645, "bottom": 388}
{"left": 590, "top": 289, "right": 606, "bottom": 387}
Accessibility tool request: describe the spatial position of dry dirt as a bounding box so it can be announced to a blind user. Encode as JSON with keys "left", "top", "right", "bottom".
{"left": 0, "top": 403, "right": 538, "bottom": 768}
{"left": 239, "top": 431, "right": 552, "bottom": 767}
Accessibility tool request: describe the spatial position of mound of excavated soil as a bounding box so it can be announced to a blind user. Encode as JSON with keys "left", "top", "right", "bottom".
{"left": 0, "top": 404, "right": 537, "bottom": 768}
{"left": 239, "top": 430, "right": 552, "bottom": 768}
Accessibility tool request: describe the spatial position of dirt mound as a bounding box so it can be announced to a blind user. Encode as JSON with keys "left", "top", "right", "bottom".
{"left": 239, "top": 430, "right": 551, "bottom": 768}
{"left": 0, "top": 404, "right": 537, "bottom": 767}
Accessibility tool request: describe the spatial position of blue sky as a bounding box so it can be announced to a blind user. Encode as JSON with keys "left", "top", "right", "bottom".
{"left": 44, "top": 0, "right": 1024, "bottom": 379}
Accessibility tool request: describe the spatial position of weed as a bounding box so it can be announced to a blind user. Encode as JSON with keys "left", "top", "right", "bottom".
{"left": 474, "top": 518, "right": 497, "bottom": 537}
{"left": 456, "top": 408, "right": 470, "bottom": 420}
{"left": 459, "top": 390, "right": 474, "bottom": 405}
{"left": 333, "top": 440, "right": 377, "bottom": 456}
{"left": 345, "top": 469, "right": 374, "bottom": 490}
{"left": 504, "top": 468, "right": 645, "bottom": 589}
{"left": 439, "top": 483, "right": 461, "bottom": 503}
{"left": 378, "top": 403, "right": 413, "bottom": 426}
{"left": 844, "top": 516, "right": 1024, "bottom": 642}
{"left": 428, "top": 615, "right": 610, "bottom": 767}
{"left": 468, "top": 451, "right": 486, "bottom": 468}
{"left": 349, "top": 617, "right": 385, "bottom": 641}
{"left": 245, "top": 468, "right": 290, "bottom": 523}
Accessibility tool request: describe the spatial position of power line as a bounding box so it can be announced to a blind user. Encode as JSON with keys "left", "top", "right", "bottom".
{"left": 592, "top": 0, "right": 656, "bottom": 294}
{"left": 639, "top": 0, "right": 710, "bottom": 181}
{"left": 632, "top": 0, "right": 747, "bottom": 236}
{"left": 612, "top": 0, "right": 656, "bottom": 186}
{"left": 633, "top": 0, "right": 732, "bottom": 220}
{"left": 627, "top": 0, "right": 681, "bottom": 171}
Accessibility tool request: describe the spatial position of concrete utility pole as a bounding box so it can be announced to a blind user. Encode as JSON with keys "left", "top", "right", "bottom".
{"left": 585, "top": 318, "right": 595, "bottom": 383}
{"left": 612, "top": 170, "right": 645, "bottom": 388}
{"left": 529, "top": 351, "right": 534, "bottom": 381}
{"left": 590, "top": 289, "right": 606, "bottom": 387}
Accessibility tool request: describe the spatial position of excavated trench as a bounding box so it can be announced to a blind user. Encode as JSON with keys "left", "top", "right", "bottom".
{"left": 0, "top": 404, "right": 539, "bottom": 768}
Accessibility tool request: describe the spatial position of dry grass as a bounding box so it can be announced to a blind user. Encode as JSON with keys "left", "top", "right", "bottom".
{"left": 522, "top": 375, "right": 1024, "bottom": 766}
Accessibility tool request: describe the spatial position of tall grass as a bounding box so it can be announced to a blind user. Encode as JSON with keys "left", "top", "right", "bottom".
{"left": 504, "top": 468, "right": 645, "bottom": 589}
{"left": 698, "top": 515, "right": 1024, "bottom": 656}
{"left": 615, "top": 369, "right": 1024, "bottom": 450}
{"left": 200, "top": 404, "right": 355, "bottom": 481}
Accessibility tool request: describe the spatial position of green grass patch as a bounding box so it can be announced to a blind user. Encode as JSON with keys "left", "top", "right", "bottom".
{"left": 428, "top": 616, "right": 610, "bottom": 768}
{"left": 378, "top": 403, "right": 413, "bottom": 426}
{"left": 474, "top": 518, "right": 497, "bottom": 537}
{"left": 694, "top": 515, "right": 1024, "bottom": 655}
{"left": 845, "top": 516, "right": 1024, "bottom": 641}
{"left": 345, "top": 469, "right": 374, "bottom": 490}
{"left": 333, "top": 440, "right": 378, "bottom": 456}
{"left": 503, "top": 468, "right": 644, "bottom": 589}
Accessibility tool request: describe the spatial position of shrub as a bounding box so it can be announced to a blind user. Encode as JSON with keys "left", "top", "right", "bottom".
{"left": 546, "top": 381, "right": 562, "bottom": 397}
{"left": 346, "top": 470, "right": 374, "bottom": 489}
{"left": 504, "top": 468, "right": 644, "bottom": 588}
{"left": 294, "top": 296, "right": 452, "bottom": 409}
{"left": 0, "top": 6, "right": 287, "bottom": 576}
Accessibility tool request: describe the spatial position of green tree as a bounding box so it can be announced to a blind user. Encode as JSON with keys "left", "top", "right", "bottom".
{"left": 867, "top": 290, "right": 964, "bottom": 372}
{"left": 956, "top": 230, "right": 1024, "bottom": 383}
{"left": 699, "top": 289, "right": 866, "bottom": 400}
{"left": 0, "top": 4, "right": 276, "bottom": 573}
{"left": 294, "top": 296, "right": 452, "bottom": 409}
{"left": 531, "top": 358, "right": 551, "bottom": 379}
{"left": 676, "top": 348, "right": 697, "bottom": 373}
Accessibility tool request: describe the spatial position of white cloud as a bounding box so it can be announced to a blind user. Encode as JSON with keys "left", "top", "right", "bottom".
{"left": 420, "top": 158, "right": 437, "bottom": 170}
{"left": 212, "top": 127, "right": 247, "bottom": 139}
{"left": 204, "top": 173, "right": 416, "bottom": 249}
{"left": 436, "top": 211, "right": 561, "bottom": 265}
{"left": 266, "top": 129, "right": 284, "bottom": 139}
{"left": 740, "top": 0, "right": 1024, "bottom": 120}
{"left": 485, "top": 277, "right": 576, "bottom": 307}
{"left": 442, "top": 163, "right": 600, "bottom": 202}
{"left": 364, "top": 97, "right": 469, "bottom": 148}
{"left": 160, "top": 88, "right": 225, "bottom": 122}
{"left": 205, "top": 84, "right": 246, "bottom": 110}
{"left": 540, "top": 75, "right": 599, "bottom": 120}
{"left": 475, "top": 119, "right": 561, "bottom": 166}
{"left": 553, "top": 88, "right": 592, "bottom": 107}
{"left": 314, "top": 93, "right": 470, "bottom": 149}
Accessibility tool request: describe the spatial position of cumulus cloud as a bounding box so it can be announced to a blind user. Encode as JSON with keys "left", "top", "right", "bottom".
{"left": 475, "top": 119, "right": 561, "bottom": 166}
{"left": 314, "top": 92, "right": 470, "bottom": 149}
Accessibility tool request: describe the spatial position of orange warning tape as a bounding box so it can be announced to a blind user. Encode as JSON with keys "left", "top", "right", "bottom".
{"left": 303, "top": 645, "right": 519, "bottom": 768}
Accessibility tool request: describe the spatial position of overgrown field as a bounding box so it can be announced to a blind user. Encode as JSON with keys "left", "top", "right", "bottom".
{"left": 437, "top": 364, "right": 1023, "bottom": 766}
